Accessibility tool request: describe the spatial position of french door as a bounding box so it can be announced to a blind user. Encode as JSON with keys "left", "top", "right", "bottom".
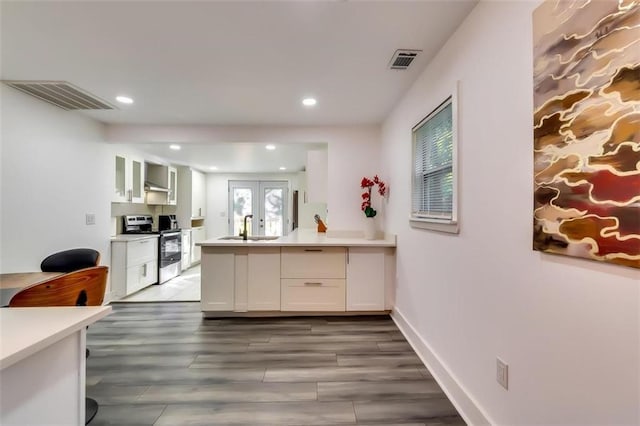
{"left": 228, "top": 181, "right": 289, "bottom": 237}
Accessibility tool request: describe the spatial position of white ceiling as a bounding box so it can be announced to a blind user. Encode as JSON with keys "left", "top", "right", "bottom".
{"left": 1, "top": 0, "right": 477, "bottom": 171}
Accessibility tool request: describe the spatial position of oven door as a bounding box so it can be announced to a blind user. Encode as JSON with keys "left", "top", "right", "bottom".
{"left": 159, "top": 231, "right": 182, "bottom": 267}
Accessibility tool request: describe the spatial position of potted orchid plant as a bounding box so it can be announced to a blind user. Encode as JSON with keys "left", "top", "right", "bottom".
{"left": 360, "top": 175, "right": 387, "bottom": 217}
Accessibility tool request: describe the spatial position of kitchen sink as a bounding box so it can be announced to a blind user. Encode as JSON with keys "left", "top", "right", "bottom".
{"left": 218, "top": 235, "right": 280, "bottom": 241}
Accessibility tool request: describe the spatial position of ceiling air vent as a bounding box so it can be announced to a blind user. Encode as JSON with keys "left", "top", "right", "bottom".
{"left": 2, "top": 80, "right": 115, "bottom": 110}
{"left": 388, "top": 49, "right": 422, "bottom": 70}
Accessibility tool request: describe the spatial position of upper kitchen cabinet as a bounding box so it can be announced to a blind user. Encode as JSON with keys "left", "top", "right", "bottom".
{"left": 306, "top": 149, "right": 328, "bottom": 204}
{"left": 113, "top": 154, "right": 145, "bottom": 203}
{"left": 168, "top": 166, "right": 177, "bottom": 205}
{"left": 146, "top": 163, "right": 178, "bottom": 205}
{"left": 176, "top": 166, "right": 207, "bottom": 227}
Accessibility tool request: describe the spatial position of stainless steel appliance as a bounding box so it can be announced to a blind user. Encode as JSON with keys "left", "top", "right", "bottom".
{"left": 122, "top": 215, "right": 182, "bottom": 284}
{"left": 158, "top": 229, "right": 181, "bottom": 284}
{"left": 158, "top": 214, "right": 178, "bottom": 231}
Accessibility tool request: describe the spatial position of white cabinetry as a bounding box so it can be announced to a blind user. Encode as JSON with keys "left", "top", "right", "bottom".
{"left": 113, "top": 154, "right": 144, "bottom": 203}
{"left": 200, "top": 247, "right": 281, "bottom": 312}
{"left": 200, "top": 247, "right": 235, "bottom": 311}
{"left": 177, "top": 166, "right": 207, "bottom": 227}
{"left": 306, "top": 150, "right": 328, "bottom": 203}
{"left": 168, "top": 166, "right": 177, "bottom": 205}
{"left": 181, "top": 230, "right": 192, "bottom": 271}
{"left": 191, "top": 226, "right": 206, "bottom": 264}
{"left": 248, "top": 248, "right": 281, "bottom": 311}
{"left": 281, "top": 247, "right": 346, "bottom": 311}
{"left": 191, "top": 169, "right": 206, "bottom": 218}
{"left": 346, "top": 247, "right": 385, "bottom": 311}
{"left": 111, "top": 237, "right": 158, "bottom": 299}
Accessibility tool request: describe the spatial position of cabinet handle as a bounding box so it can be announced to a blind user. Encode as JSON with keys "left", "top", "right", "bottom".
{"left": 142, "top": 263, "right": 147, "bottom": 277}
{"left": 304, "top": 282, "right": 323, "bottom": 286}
{"left": 304, "top": 249, "right": 322, "bottom": 252}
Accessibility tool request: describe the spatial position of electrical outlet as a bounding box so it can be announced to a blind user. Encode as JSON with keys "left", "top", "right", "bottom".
{"left": 85, "top": 213, "right": 96, "bottom": 225}
{"left": 496, "top": 357, "right": 508, "bottom": 390}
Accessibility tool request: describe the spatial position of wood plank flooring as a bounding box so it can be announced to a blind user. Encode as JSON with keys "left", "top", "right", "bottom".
{"left": 86, "top": 302, "right": 465, "bottom": 426}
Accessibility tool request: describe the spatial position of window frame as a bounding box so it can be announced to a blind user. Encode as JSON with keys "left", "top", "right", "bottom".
{"left": 410, "top": 84, "right": 459, "bottom": 234}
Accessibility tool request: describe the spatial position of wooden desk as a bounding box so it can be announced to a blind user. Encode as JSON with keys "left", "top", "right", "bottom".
{"left": 0, "top": 272, "right": 63, "bottom": 306}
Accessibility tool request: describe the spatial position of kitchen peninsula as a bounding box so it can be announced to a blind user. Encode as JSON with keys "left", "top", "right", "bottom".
{"left": 197, "top": 229, "right": 396, "bottom": 317}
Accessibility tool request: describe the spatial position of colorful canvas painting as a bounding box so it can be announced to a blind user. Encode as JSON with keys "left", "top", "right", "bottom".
{"left": 532, "top": 0, "right": 640, "bottom": 269}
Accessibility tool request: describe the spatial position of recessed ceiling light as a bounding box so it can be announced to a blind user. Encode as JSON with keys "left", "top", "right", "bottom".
{"left": 279, "top": 167, "right": 286, "bottom": 171}
{"left": 266, "top": 144, "right": 276, "bottom": 151}
{"left": 209, "top": 166, "right": 218, "bottom": 170}
{"left": 302, "top": 97, "right": 317, "bottom": 107}
{"left": 116, "top": 95, "right": 134, "bottom": 104}
{"left": 169, "top": 144, "right": 181, "bottom": 150}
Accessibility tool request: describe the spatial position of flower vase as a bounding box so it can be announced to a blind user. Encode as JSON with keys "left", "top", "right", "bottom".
{"left": 363, "top": 217, "right": 377, "bottom": 240}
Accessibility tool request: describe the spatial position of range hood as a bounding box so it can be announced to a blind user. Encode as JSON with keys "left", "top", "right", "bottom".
{"left": 144, "top": 181, "right": 169, "bottom": 193}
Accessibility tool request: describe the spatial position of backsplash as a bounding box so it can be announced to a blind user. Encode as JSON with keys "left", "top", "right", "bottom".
{"left": 111, "top": 202, "right": 177, "bottom": 234}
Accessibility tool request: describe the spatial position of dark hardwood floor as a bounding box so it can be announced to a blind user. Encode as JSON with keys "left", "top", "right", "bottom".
{"left": 86, "top": 302, "right": 465, "bottom": 425}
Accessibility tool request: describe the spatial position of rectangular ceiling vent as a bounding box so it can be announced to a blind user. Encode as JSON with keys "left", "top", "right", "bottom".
{"left": 2, "top": 80, "right": 115, "bottom": 110}
{"left": 389, "top": 49, "right": 422, "bottom": 70}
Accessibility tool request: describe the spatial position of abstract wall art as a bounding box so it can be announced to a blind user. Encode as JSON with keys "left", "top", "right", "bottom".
{"left": 533, "top": 0, "right": 639, "bottom": 269}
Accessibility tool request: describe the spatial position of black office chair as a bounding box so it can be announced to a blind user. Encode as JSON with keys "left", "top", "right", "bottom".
{"left": 40, "top": 248, "right": 101, "bottom": 273}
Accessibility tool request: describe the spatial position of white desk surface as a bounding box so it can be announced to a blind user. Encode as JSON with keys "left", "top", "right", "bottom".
{"left": 0, "top": 306, "right": 111, "bottom": 369}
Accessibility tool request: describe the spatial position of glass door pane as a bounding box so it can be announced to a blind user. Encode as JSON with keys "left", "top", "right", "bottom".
{"left": 229, "top": 182, "right": 256, "bottom": 236}
{"left": 260, "top": 182, "right": 287, "bottom": 236}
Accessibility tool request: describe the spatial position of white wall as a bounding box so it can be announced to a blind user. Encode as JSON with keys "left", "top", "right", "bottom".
{"left": 381, "top": 1, "right": 639, "bottom": 425}
{"left": 1, "top": 86, "right": 111, "bottom": 275}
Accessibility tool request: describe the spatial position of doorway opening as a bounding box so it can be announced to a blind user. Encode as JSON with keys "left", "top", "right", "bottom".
{"left": 228, "top": 180, "right": 289, "bottom": 237}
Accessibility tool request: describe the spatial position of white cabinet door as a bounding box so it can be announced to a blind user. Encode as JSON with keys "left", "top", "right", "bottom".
{"left": 114, "top": 155, "right": 128, "bottom": 202}
{"left": 200, "top": 248, "right": 235, "bottom": 311}
{"left": 168, "top": 166, "right": 178, "bottom": 205}
{"left": 130, "top": 156, "right": 145, "bottom": 203}
{"left": 191, "top": 170, "right": 206, "bottom": 218}
{"left": 181, "top": 230, "right": 192, "bottom": 271}
{"left": 346, "top": 248, "right": 385, "bottom": 311}
{"left": 191, "top": 226, "right": 206, "bottom": 264}
{"left": 113, "top": 154, "right": 145, "bottom": 203}
{"left": 248, "top": 248, "right": 281, "bottom": 311}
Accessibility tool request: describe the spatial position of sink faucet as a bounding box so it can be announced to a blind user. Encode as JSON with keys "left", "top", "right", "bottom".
{"left": 241, "top": 214, "right": 253, "bottom": 241}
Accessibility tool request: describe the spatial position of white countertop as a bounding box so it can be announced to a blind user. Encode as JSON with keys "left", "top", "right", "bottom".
{"left": 111, "top": 234, "right": 160, "bottom": 242}
{"left": 0, "top": 306, "right": 111, "bottom": 369}
{"left": 197, "top": 228, "right": 396, "bottom": 247}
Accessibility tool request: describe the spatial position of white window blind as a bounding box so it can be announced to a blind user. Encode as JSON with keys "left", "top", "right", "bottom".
{"left": 411, "top": 95, "right": 457, "bottom": 231}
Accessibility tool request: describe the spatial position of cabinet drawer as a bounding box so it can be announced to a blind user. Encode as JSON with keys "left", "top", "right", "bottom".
{"left": 126, "top": 260, "right": 157, "bottom": 295}
{"left": 127, "top": 238, "right": 158, "bottom": 266}
{"left": 281, "top": 279, "right": 345, "bottom": 311}
{"left": 281, "top": 247, "right": 346, "bottom": 278}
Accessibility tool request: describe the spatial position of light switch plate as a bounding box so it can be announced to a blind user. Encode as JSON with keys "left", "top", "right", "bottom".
{"left": 86, "top": 213, "right": 96, "bottom": 225}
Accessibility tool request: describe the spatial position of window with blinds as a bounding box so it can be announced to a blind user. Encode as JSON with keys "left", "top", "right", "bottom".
{"left": 411, "top": 94, "right": 458, "bottom": 233}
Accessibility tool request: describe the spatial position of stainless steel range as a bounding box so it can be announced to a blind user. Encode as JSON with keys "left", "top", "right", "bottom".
{"left": 122, "top": 215, "right": 182, "bottom": 284}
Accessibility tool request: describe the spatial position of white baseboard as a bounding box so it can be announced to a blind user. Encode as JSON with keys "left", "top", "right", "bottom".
{"left": 391, "top": 308, "right": 492, "bottom": 426}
